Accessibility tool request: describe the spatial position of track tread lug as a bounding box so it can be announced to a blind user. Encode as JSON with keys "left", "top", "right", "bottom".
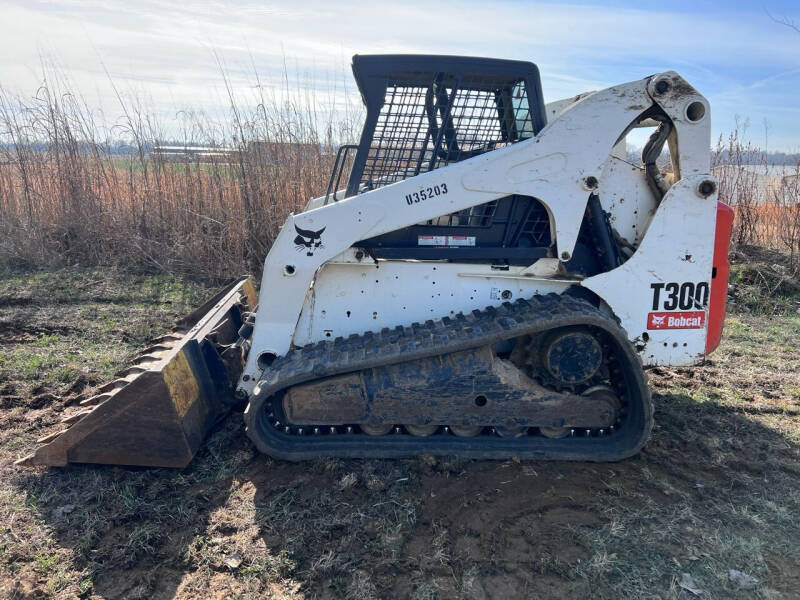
{"left": 244, "top": 293, "right": 653, "bottom": 462}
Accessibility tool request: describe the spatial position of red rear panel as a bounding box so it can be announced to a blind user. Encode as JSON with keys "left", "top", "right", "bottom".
{"left": 705, "top": 201, "right": 734, "bottom": 354}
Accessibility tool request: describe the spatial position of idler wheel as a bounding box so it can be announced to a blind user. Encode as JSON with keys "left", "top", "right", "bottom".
{"left": 495, "top": 425, "right": 528, "bottom": 439}
{"left": 405, "top": 424, "right": 439, "bottom": 436}
{"left": 360, "top": 424, "right": 393, "bottom": 436}
{"left": 449, "top": 425, "right": 483, "bottom": 437}
{"left": 543, "top": 331, "right": 603, "bottom": 385}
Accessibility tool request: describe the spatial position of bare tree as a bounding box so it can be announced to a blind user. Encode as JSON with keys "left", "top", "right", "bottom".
{"left": 766, "top": 8, "right": 800, "bottom": 34}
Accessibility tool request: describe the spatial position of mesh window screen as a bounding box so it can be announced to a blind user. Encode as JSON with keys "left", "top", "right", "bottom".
{"left": 358, "top": 75, "right": 534, "bottom": 194}
{"left": 519, "top": 202, "right": 552, "bottom": 246}
{"left": 426, "top": 201, "right": 498, "bottom": 227}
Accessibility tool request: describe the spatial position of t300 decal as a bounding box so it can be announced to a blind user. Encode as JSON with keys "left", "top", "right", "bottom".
{"left": 650, "top": 281, "right": 709, "bottom": 311}
{"left": 647, "top": 281, "right": 709, "bottom": 330}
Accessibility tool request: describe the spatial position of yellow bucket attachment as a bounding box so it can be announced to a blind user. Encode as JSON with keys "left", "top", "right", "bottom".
{"left": 16, "top": 277, "right": 258, "bottom": 468}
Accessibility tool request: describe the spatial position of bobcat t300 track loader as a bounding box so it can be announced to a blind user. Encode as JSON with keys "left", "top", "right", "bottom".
{"left": 18, "top": 55, "right": 733, "bottom": 468}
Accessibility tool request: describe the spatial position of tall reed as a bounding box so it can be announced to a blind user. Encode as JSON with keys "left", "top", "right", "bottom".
{"left": 0, "top": 63, "right": 360, "bottom": 280}
{"left": 1, "top": 66, "right": 798, "bottom": 280}
{"left": 712, "top": 128, "right": 800, "bottom": 271}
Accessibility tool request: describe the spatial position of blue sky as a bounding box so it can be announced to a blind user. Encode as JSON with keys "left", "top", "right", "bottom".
{"left": 1, "top": 0, "right": 799, "bottom": 150}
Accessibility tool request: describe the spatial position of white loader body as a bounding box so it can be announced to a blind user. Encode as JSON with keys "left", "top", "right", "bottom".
{"left": 239, "top": 69, "right": 727, "bottom": 398}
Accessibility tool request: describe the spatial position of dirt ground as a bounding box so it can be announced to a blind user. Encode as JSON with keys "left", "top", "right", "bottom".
{"left": 1, "top": 264, "right": 799, "bottom": 599}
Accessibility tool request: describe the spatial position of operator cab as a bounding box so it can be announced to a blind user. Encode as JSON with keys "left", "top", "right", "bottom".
{"left": 327, "top": 54, "right": 613, "bottom": 274}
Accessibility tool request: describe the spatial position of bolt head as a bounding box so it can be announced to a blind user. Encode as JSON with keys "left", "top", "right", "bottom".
{"left": 655, "top": 79, "right": 670, "bottom": 94}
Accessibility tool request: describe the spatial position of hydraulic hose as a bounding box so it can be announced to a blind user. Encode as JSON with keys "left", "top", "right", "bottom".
{"left": 642, "top": 117, "right": 673, "bottom": 202}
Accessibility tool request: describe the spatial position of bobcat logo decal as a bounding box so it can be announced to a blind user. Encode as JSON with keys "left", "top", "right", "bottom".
{"left": 294, "top": 224, "right": 326, "bottom": 256}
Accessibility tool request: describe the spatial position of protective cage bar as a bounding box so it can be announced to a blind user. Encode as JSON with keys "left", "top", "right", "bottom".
{"left": 345, "top": 54, "right": 547, "bottom": 198}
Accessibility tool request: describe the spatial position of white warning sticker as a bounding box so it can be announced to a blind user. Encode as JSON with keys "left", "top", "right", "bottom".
{"left": 417, "top": 235, "right": 447, "bottom": 246}
{"left": 446, "top": 236, "right": 476, "bottom": 247}
{"left": 417, "top": 235, "right": 476, "bottom": 247}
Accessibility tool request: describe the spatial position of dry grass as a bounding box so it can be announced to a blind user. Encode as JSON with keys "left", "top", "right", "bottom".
{"left": 713, "top": 130, "right": 800, "bottom": 272}
{"left": 1, "top": 264, "right": 799, "bottom": 599}
{"left": 0, "top": 65, "right": 796, "bottom": 282}
{"left": 725, "top": 244, "right": 800, "bottom": 315}
{"left": 0, "top": 64, "right": 359, "bottom": 280}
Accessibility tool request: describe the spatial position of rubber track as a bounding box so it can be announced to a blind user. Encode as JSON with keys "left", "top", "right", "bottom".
{"left": 244, "top": 294, "right": 653, "bottom": 461}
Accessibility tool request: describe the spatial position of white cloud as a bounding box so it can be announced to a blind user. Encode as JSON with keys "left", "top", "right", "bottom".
{"left": 1, "top": 0, "right": 799, "bottom": 148}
